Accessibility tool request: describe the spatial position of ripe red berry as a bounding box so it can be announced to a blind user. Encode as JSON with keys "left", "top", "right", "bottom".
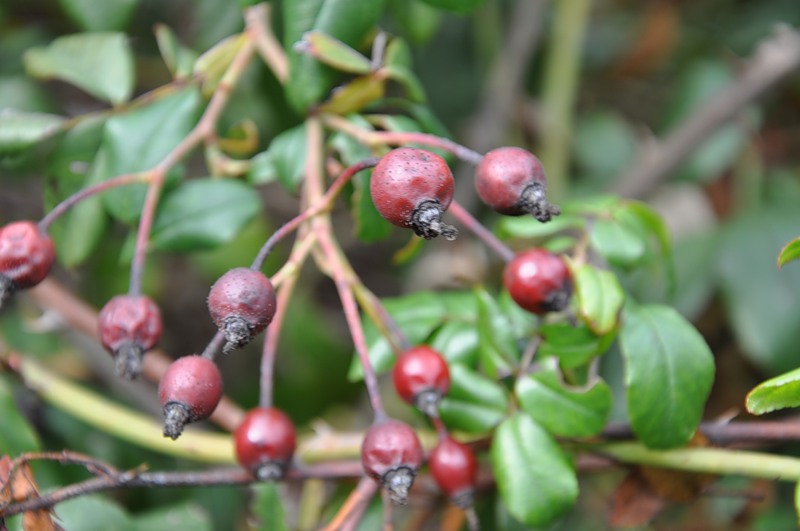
{"left": 503, "top": 249, "right": 571, "bottom": 315}
{"left": 392, "top": 346, "right": 450, "bottom": 417}
{"left": 0, "top": 221, "right": 55, "bottom": 308}
{"left": 370, "top": 147, "right": 458, "bottom": 240}
{"left": 98, "top": 295, "right": 162, "bottom": 380}
{"left": 475, "top": 147, "right": 560, "bottom": 221}
{"left": 361, "top": 419, "right": 424, "bottom": 505}
{"left": 207, "top": 267, "right": 276, "bottom": 354}
{"left": 159, "top": 355, "right": 223, "bottom": 440}
{"left": 429, "top": 436, "right": 478, "bottom": 508}
{"left": 234, "top": 407, "right": 296, "bottom": 481}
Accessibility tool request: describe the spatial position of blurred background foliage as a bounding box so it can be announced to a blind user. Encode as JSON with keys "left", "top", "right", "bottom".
{"left": 1, "top": 0, "right": 800, "bottom": 529}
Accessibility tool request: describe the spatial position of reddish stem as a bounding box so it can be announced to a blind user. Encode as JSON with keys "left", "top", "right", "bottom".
{"left": 38, "top": 172, "right": 148, "bottom": 233}
{"left": 200, "top": 330, "right": 225, "bottom": 360}
{"left": 448, "top": 201, "right": 515, "bottom": 263}
{"left": 258, "top": 272, "right": 298, "bottom": 408}
{"left": 323, "top": 477, "right": 378, "bottom": 531}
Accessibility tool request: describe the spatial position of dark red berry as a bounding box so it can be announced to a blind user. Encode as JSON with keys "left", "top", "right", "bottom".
{"left": 392, "top": 346, "right": 450, "bottom": 417}
{"left": 361, "top": 419, "right": 424, "bottom": 505}
{"left": 475, "top": 147, "right": 560, "bottom": 221}
{"left": 503, "top": 249, "right": 571, "bottom": 315}
{"left": 234, "top": 407, "right": 296, "bottom": 481}
{"left": 370, "top": 147, "right": 458, "bottom": 240}
{"left": 0, "top": 221, "right": 55, "bottom": 308}
{"left": 98, "top": 295, "right": 162, "bottom": 380}
{"left": 207, "top": 267, "right": 276, "bottom": 354}
{"left": 429, "top": 436, "right": 478, "bottom": 508}
{"left": 159, "top": 355, "right": 223, "bottom": 440}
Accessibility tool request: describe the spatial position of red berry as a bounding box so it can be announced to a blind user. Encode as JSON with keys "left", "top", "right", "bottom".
{"left": 475, "top": 147, "right": 560, "bottom": 221}
{"left": 208, "top": 267, "right": 276, "bottom": 354}
{"left": 159, "top": 355, "right": 223, "bottom": 440}
{"left": 98, "top": 295, "right": 162, "bottom": 380}
{"left": 503, "top": 249, "right": 571, "bottom": 315}
{"left": 429, "top": 436, "right": 478, "bottom": 508}
{"left": 370, "top": 147, "right": 458, "bottom": 240}
{"left": 361, "top": 419, "right": 424, "bottom": 505}
{"left": 0, "top": 221, "right": 55, "bottom": 308}
{"left": 234, "top": 407, "right": 296, "bottom": 481}
{"left": 392, "top": 346, "right": 450, "bottom": 417}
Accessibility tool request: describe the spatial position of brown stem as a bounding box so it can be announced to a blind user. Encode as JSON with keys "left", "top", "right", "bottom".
{"left": 322, "top": 477, "right": 378, "bottom": 531}
{"left": 259, "top": 271, "right": 298, "bottom": 408}
{"left": 447, "top": 201, "right": 515, "bottom": 263}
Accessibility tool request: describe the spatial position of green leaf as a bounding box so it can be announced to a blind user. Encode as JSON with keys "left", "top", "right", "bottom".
{"left": 387, "top": 0, "right": 442, "bottom": 45}
{"left": 284, "top": 0, "right": 386, "bottom": 113}
{"left": 0, "top": 109, "right": 65, "bottom": 153}
{"left": 496, "top": 214, "right": 585, "bottom": 240}
{"left": 516, "top": 362, "right": 612, "bottom": 437}
{"left": 149, "top": 178, "right": 261, "bottom": 252}
{"left": 590, "top": 217, "right": 646, "bottom": 267}
{"left": 353, "top": 168, "right": 393, "bottom": 242}
{"left": 154, "top": 24, "right": 198, "bottom": 79}
{"left": 491, "top": 413, "right": 578, "bottom": 526}
{"left": 539, "top": 321, "right": 615, "bottom": 369}
{"left": 250, "top": 483, "right": 289, "bottom": 531}
{"left": 296, "top": 31, "right": 373, "bottom": 74}
{"left": 193, "top": 34, "right": 247, "bottom": 94}
{"left": 56, "top": 495, "right": 132, "bottom": 531}
{"left": 99, "top": 86, "right": 202, "bottom": 222}
{"left": 429, "top": 321, "right": 479, "bottom": 367}
{"left": 0, "top": 379, "right": 41, "bottom": 454}
{"left": 619, "top": 304, "right": 715, "bottom": 449}
{"left": 778, "top": 237, "right": 800, "bottom": 269}
{"left": 439, "top": 364, "right": 508, "bottom": 433}
{"left": 718, "top": 207, "right": 800, "bottom": 374}
{"left": 348, "top": 291, "right": 448, "bottom": 381}
{"left": 248, "top": 123, "right": 307, "bottom": 192}
{"left": 746, "top": 367, "right": 800, "bottom": 415}
{"left": 573, "top": 263, "right": 625, "bottom": 335}
{"left": 58, "top": 0, "right": 139, "bottom": 32}
{"left": 318, "top": 74, "right": 385, "bottom": 115}
{"left": 24, "top": 32, "right": 134, "bottom": 105}
{"left": 383, "top": 64, "right": 426, "bottom": 102}
{"left": 574, "top": 110, "right": 636, "bottom": 183}
{"left": 132, "top": 501, "right": 212, "bottom": 531}
{"left": 475, "top": 287, "right": 518, "bottom": 379}
{"left": 418, "top": 0, "right": 488, "bottom": 14}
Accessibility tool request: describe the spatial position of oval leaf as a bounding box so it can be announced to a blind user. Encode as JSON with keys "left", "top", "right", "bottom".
{"left": 24, "top": 32, "right": 134, "bottom": 105}
{"left": 516, "top": 363, "right": 612, "bottom": 437}
{"left": 590, "top": 217, "right": 646, "bottom": 267}
{"left": 296, "top": 31, "right": 373, "bottom": 74}
{"left": 439, "top": 364, "right": 508, "bottom": 434}
{"left": 150, "top": 179, "right": 262, "bottom": 252}
{"left": 778, "top": 237, "right": 800, "bottom": 269}
{"left": 574, "top": 263, "right": 625, "bottom": 335}
{"left": 0, "top": 110, "right": 65, "bottom": 153}
{"left": 248, "top": 123, "right": 307, "bottom": 191}
{"left": 539, "top": 321, "right": 615, "bottom": 369}
{"left": 429, "top": 321, "right": 479, "bottom": 367}
{"left": 59, "top": 0, "right": 139, "bottom": 32}
{"left": 491, "top": 413, "right": 578, "bottom": 527}
{"left": 620, "top": 304, "right": 715, "bottom": 449}
{"left": 746, "top": 367, "right": 800, "bottom": 415}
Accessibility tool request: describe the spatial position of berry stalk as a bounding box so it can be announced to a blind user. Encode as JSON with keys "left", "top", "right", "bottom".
{"left": 447, "top": 200, "right": 515, "bottom": 262}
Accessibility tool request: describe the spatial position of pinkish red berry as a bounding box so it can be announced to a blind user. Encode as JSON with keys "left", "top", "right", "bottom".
{"left": 207, "top": 267, "right": 276, "bottom": 354}
{"left": 361, "top": 419, "right": 424, "bottom": 505}
{"left": 503, "top": 249, "right": 571, "bottom": 315}
{"left": 475, "top": 147, "right": 560, "bottom": 221}
{"left": 370, "top": 147, "right": 458, "bottom": 240}
{"left": 159, "top": 355, "right": 223, "bottom": 440}
{"left": 429, "top": 436, "right": 478, "bottom": 508}
{"left": 0, "top": 221, "right": 55, "bottom": 308}
{"left": 98, "top": 295, "right": 162, "bottom": 380}
{"left": 392, "top": 346, "right": 450, "bottom": 417}
{"left": 234, "top": 407, "right": 296, "bottom": 481}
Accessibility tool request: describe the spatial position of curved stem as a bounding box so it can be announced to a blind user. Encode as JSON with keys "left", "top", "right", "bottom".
{"left": 353, "top": 283, "right": 410, "bottom": 353}
{"left": 448, "top": 200, "right": 515, "bottom": 262}
{"left": 200, "top": 330, "right": 225, "bottom": 360}
{"left": 259, "top": 270, "right": 298, "bottom": 408}
{"left": 38, "top": 172, "right": 149, "bottom": 233}
{"left": 322, "top": 477, "right": 378, "bottom": 531}
{"left": 244, "top": 3, "right": 288, "bottom": 83}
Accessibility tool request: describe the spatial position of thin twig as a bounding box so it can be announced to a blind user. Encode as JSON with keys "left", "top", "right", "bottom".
{"left": 323, "top": 477, "right": 378, "bottom": 531}
{"left": 245, "top": 3, "right": 289, "bottom": 83}
{"left": 448, "top": 200, "right": 515, "bottom": 262}
{"left": 615, "top": 25, "right": 800, "bottom": 198}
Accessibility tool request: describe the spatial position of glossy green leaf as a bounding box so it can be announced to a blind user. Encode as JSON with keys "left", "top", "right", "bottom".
{"left": 539, "top": 321, "right": 615, "bottom": 369}
{"left": 746, "top": 367, "right": 800, "bottom": 415}
{"left": 383, "top": 37, "right": 413, "bottom": 69}
{"left": 24, "top": 32, "right": 134, "bottom": 105}
{"left": 620, "top": 303, "right": 715, "bottom": 449}
{"left": 133, "top": 501, "right": 212, "bottom": 531}
{"left": 496, "top": 214, "right": 585, "bottom": 240}
{"left": 778, "top": 237, "right": 800, "bottom": 269}
{"left": 284, "top": 0, "right": 386, "bottom": 113}
{"left": 348, "top": 291, "right": 448, "bottom": 381}
{"left": 56, "top": 495, "right": 132, "bottom": 531}
{"left": 296, "top": 30, "right": 373, "bottom": 74}
{"left": 59, "top": 0, "right": 138, "bottom": 31}
{"left": 516, "top": 363, "right": 612, "bottom": 437}
{"left": 439, "top": 364, "right": 508, "bottom": 433}
{"left": 491, "top": 413, "right": 578, "bottom": 526}
{"left": 150, "top": 179, "right": 261, "bottom": 252}
{"left": 248, "top": 123, "right": 307, "bottom": 192}
{"left": 383, "top": 64, "right": 426, "bottom": 102}
{"left": 318, "top": 74, "right": 385, "bottom": 115}
{"left": 353, "top": 169, "right": 393, "bottom": 242}
{"left": 154, "top": 24, "right": 198, "bottom": 79}
{"left": 475, "top": 287, "right": 517, "bottom": 379}
{"left": 574, "top": 263, "right": 625, "bottom": 335}
{"left": 418, "top": 0, "right": 487, "bottom": 14}
{"left": 0, "top": 110, "right": 65, "bottom": 153}
{"left": 590, "top": 217, "right": 646, "bottom": 267}
{"left": 250, "top": 483, "right": 289, "bottom": 531}
{"left": 430, "top": 321, "right": 479, "bottom": 367}
{"left": 718, "top": 207, "right": 800, "bottom": 374}
{"left": 99, "top": 87, "right": 202, "bottom": 222}
{"left": 0, "top": 380, "right": 40, "bottom": 454}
